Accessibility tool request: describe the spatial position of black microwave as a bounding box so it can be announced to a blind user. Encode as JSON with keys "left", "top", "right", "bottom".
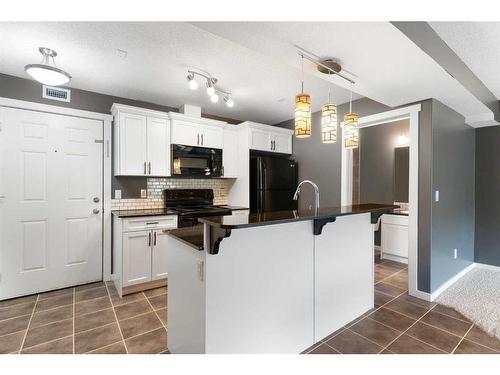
{"left": 171, "top": 144, "right": 223, "bottom": 177}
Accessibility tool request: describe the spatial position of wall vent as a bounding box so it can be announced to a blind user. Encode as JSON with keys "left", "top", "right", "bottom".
{"left": 42, "top": 85, "right": 71, "bottom": 102}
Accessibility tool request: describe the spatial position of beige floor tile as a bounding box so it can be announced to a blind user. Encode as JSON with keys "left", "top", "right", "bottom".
{"left": 0, "top": 314, "right": 31, "bottom": 336}
{"left": 148, "top": 294, "right": 167, "bottom": 310}
{"left": 75, "top": 308, "right": 116, "bottom": 333}
{"left": 30, "top": 305, "right": 73, "bottom": 329}
{"left": 23, "top": 318, "right": 73, "bottom": 349}
{"left": 75, "top": 296, "right": 112, "bottom": 316}
{"left": 35, "top": 294, "right": 73, "bottom": 312}
{"left": 21, "top": 335, "right": 73, "bottom": 354}
{"left": 125, "top": 328, "right": 167, "bottom": 354}
{"left": 114, "top": 299, "right": 152, "bottom": 321}
{"left": 75, "top": 322, "right": 122, "bottom": 354}
{"left": 0, "top": 330, "right": 25, "bottom": 354}
{"left": 87, "top": 341, "right": 127, "bottom": 354}
{"left": 0, "top": 302, "right": 35, "bottom": 321}
{"left": 119, "top": 312, "right": 163, "bottom": 339}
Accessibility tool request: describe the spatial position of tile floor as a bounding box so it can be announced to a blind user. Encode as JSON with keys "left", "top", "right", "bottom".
{"left": 304, "top": 255, "right": 500, "bottom": 354}
{"left": 0, "top": 281, "right": 168, "bottom": 354}
{"left": 1, "top": 255, "right": 499, "bottom": 354}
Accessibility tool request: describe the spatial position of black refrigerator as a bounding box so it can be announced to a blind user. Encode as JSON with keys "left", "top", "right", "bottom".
{"left": 250, "top": 154, "right": 298, "bottom": 212}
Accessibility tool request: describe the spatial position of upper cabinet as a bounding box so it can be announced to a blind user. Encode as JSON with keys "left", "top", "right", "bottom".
{"left": 223, "top": 127, "right": 239, "bottom": 178}
{"left": 112, "top": 104, "right": 171, "bottom": 177}
{"left": 245, "top": 122, "right": 293, "bottom": 154}
{"left": 170, "top": 114, "right": 224, "bottom": 149}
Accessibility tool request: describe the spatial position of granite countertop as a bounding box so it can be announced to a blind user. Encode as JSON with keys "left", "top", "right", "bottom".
{"left": 198, "top": 203, "right": 398, "bottom": 229}
{"left": 166, "top": 224, "right": 204, "bottom": 250}
{"left": 112, "top": 208, "right": 178, "bottom": 218}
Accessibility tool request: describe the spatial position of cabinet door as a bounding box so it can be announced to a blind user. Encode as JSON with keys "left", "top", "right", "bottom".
{"left": 171, "top": 120, "right": 199, "bottom": 147}
{"left": 118, "top": 112, "right": 147, "bottom": 175}
{"left": 199, "top": 123, "right": 223, "bottom": 149}
{"left": 249, "top": 128, "right": 271, "bottom": 152}
{"left": 122, "top": 230, "right": 152, "bottom": 287}
{"left": 381, "top": 223, "right": 409, "bottom": 258}
{"left": 272, "top": 133, "right": 292, "bottom": 154}
{"left": 147, "top": 117, "right": 170, "bottom": 176}
{"left": 223, "top": 128, "right": 238, "bottom": 178}
{"left": 152, "top": 230, "right": 169, "bottom": 280}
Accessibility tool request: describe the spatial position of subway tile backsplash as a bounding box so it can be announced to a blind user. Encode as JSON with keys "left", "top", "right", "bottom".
{"left": 111, "top": 178, "right": 235, "bottom": 211}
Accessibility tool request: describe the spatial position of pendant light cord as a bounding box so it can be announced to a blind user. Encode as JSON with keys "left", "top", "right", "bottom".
{"left": 301, "top": 55, "right": 304, "bottom": 93}
{"left": 349, "top": 82, "right": 353, "bottom": 113}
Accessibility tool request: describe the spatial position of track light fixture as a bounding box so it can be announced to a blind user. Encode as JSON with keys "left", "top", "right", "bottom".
{"left": 186, "top": 69, "right": 234, "bottom": 108}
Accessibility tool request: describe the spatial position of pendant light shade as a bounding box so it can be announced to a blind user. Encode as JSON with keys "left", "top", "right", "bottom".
{"left": 295, "top": 55, "right": 311, "bottom": 138}
{"left": 295, "top": 93, "right": 311, "bottom": 138}
{"left": 321, "top": 103, "right": 338, "bottom": 143}
{"left": 343, "top": 83, "right": 359, "bottom": 149}
{"left": 25, "top": 47, "right": 71, "bottom": 86}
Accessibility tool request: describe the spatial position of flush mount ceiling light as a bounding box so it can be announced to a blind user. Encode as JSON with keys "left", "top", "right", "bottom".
{"left": 186, "top": 69, "right": 234, "bottom": 108}
{"left": 294, "top": 55, "right": 311, "bottom": 138}
{"left": 25, "top": 47, "right": 71, "bottom": 86}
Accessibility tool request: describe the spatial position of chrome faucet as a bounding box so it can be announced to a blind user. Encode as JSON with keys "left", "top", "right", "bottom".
{"left": 293, "top": 180, "right": 320, "bottom": 212}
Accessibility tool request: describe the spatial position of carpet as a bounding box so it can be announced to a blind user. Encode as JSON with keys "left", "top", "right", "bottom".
{"left": 436, "top": 267, "right": 500, "bottom": 340}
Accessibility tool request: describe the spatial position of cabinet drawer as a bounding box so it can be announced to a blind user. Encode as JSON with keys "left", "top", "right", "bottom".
{"left": 381, "top": 214, "right": 408, "bottom": 226}
{"left": 123, "top": 215, "right": 178, "bottom": 232}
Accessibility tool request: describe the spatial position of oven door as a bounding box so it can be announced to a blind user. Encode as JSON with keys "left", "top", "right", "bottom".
{"left": 171, "top": 144, "right": 223, "bottom": 177}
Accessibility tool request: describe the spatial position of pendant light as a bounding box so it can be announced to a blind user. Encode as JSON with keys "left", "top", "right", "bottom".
{"left": 25, "top": 47, "right": 71, "bottom": 86}
{"left": 295, "top": 55, "right": 311, "bottom": 138}
{"left": 321, "top": 82, "right": 338, "bottom": 144}
{"left": 343, "top": 83, "right": 359, "bottom": 148}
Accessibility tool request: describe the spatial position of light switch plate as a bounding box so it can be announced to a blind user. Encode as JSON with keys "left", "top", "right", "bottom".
{"left": 434, "top": 190, "right": 440, "bottom": 202}
{"left": 114, "top": 189, "right": 122, "bottom": 199}
{"left": 141, "top": 189, "right": 147, "bottom": 198}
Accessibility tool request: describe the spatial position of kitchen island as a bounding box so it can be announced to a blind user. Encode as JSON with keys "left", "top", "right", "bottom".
{"left": 166, "top": 204, "right": 396, "bottom": 354}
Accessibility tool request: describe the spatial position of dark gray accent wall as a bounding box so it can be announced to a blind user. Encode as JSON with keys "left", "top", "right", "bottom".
{"left": 359, "top": 119, "right": 409, "bottom": 204}
{"left": 475, "top": 126, "right": 500, "bottom": 267}
{"left": 274, "top": 98, "right": 390, "bottom": 209}
{"left": 430, "top": 100, "right": 475, "bottom": 291}
{"left": 0, "top": 73, "right": 242, "bottom": 198}
{"left": 394, "top": 147, "right": 409, "bottom": 202}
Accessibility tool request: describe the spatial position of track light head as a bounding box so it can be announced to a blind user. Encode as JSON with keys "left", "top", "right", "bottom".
{"left": 224, "top": 96, "right": 234, "bottom": 108}
{"left": 187, "top": 73, "right": 198, "bottom": 90}
{"left": 210, "top": 93, "right": 219, "bottom": 103}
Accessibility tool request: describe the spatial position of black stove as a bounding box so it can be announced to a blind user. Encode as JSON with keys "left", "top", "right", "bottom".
{"left": 164, "top": 189, "right": 232, "bottom": 227}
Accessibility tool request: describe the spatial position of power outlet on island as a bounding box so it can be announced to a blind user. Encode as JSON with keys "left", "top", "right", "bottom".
{"left": 141, "top": 189, "right": 147, "bottom": 198}
{"left": 114, "top": 189, "right": 122, "bottom": 199}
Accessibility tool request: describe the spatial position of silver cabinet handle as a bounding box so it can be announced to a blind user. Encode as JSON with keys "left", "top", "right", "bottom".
{"left": 92, "top": 208, "right": 100, "bottom": 214}
{"left": 93, "top": 197, "right": 100, "bottom": 203}
{"left": 148, "top": 232, "right": 151, "bottom": 247}
{"left": 148, "top": 162, "right": 151, "bottom": 175}
{"left": 154, "top": 231, "right": 157, "bottom": 246}
{"left": 201, "top": 134, "right": 204, "bottom": 145}
{"left": 144, "top": 161, "right": 147, "bottom": 174}
{"left": 197, "top": 133, "right": 200, "bottom": 145}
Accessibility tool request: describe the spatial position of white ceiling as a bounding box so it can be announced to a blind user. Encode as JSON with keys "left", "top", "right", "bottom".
{"left": 0, "top": 22, "right": 359, "bottom": 124}
{"left": 429, "top": 22, "right": 500, "bottom": 99}
{"left": 0, "top": 22, "right": 495, "bottom": 126}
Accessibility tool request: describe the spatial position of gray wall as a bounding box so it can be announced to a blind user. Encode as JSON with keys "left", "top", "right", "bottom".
{"left": 0, "top": 73, "right": 242, "bottom": 198}
{"left": 359, "top": 119, "right": 409, "bottom": 204}
{"left": 429, "top": 100, "right": 476, "bottom": 291}
{"left": 475, "top": 127, "right": 500, "bottom": 267}
{"left": 274, "top": 98, "right": 390, "bottom": 209}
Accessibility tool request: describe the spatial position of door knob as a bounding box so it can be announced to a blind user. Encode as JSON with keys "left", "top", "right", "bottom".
{"left": 92, "top": 208, "right": 100, "bottom": 214}
{"left": 93, "top": 197, "right": 100, "bottom": 203}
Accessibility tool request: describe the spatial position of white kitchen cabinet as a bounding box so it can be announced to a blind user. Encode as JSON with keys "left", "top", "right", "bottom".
{"left": 113, "top": 215, "right": 178, "bottom": 296}
{"left": 170, "top": 114, "right": 225, "bottom": 149}
{"left": 222, "top": 128, "right": 238, "bottom": 178}
{"left": 123, "top": 230, "right": 152, "bottom": 287}
{"left": 381, "top": 214, "right": 409, "bottom": 263}
{"left": 152, "top": 229, "right": 169, "bottom": 280}
{"left": 246, "top": 122, "right": 293, "bottom": 154}
{"left": 112, "top": 104, "right": 170, "bottom": 176}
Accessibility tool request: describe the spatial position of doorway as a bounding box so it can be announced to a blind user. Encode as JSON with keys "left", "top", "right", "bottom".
{"left": 0, "top": 106, "right": 104, "bottom": 300}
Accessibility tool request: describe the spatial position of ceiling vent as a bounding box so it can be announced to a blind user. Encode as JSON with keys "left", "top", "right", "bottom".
{"left": 42, "top": 85, "right": 71, "bottom": 102}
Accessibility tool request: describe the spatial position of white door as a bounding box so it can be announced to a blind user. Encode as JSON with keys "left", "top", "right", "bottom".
{"left": 146, "top": 116, "right": 170, "bottom": 176}
{"left": 199, "top": 124, "right": 223, "bottom": 149}
{"left": 119, "top": 112, "right": 147, "bottom": 175}
{"left": 171, "top": 120, "right": 199, "bottom": 147}
{"left": 222, "top": 128, "right": 238, "bottom": 178}
{"left": 151, "top": 229, "right": 168, "bottom": 280}
{"left": 272, "top": 133, "right": 292, "bottom": 154}
{"left": 0, "top": 107, "right": 103, "bottom": 300}
{"left": 122, "top": 230, "right": 152, "bottom": 287}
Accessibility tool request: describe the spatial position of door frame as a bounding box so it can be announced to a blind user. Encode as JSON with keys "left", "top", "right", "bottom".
{"left": 340, "top": 104, "right": 425, "bottom": 300}
{"left": 0, "top": 97, "right": 113, "bottom": 281}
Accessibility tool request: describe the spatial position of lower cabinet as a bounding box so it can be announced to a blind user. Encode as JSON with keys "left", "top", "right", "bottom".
{"left": 113, "top": 215, "right": 177, "bottom": 296}
{"left": 381, "top": 214, "right": 409, "bottom": 263}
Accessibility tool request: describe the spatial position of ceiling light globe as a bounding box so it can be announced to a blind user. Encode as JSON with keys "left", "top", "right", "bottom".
{"left": 210, "top": 93, "right": 219, "bottom": 103}
{"left": 206, "top": 85, "right": 215, "bottom": 96}
{"left": 188, "top": 78, "right": 198, "bottom": 90}
{"left": 25, "top": 65, "right": 70, "bottom": 86}
{"left": 225, "top": 98, "right": 234, "bottom": 108}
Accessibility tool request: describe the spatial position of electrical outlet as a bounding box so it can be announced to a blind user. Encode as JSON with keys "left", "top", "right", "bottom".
{"left": 141, "top": 189, "right": 147, "bottom": 198}
{"left": 454, "top": 248, "right": 458, "bottom": 259}
{"left": 114, "top": 189, "right": 122, "bottom": 199}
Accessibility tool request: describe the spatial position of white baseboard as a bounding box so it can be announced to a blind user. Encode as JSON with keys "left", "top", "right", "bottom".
{"left": 474, "top": 262, "right": 500, "bottom": 271}
{"left": 410, "top": 289, "right": 431, "bottom": 301}
{"left": 429, "top": 263, "right": 477, "bottom": 302}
